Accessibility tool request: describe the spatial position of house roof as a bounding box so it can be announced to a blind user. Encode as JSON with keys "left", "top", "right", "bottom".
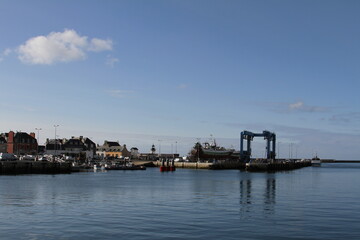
{"left": 14, "top": 132, "right": 35, "bottom": 140}
{"left": 105, "top": 141, "right": 121, "bottom": 147}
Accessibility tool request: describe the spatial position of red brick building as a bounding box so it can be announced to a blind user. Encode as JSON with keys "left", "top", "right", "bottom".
{"left": 0, "top": 131, "right": 38, "bottom": 155}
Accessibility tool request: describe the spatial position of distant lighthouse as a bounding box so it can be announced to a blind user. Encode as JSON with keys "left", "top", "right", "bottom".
{"left": 150, "top": 144, "right": 156, "bottom": 154}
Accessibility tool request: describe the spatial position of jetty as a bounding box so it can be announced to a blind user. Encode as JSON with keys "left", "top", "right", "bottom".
{"left": 0, "top": 161, "right": 72, "bottom": 175}
{"left": 245, "top": 160, "right": 311, "bottom": 171}
{"left": 151, "top": 159, "right": 311, "bottom": 171}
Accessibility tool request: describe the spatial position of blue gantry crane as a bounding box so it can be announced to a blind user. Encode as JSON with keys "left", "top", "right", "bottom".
{"left": 240, "top": 130, "right": 276, "bottom": 161}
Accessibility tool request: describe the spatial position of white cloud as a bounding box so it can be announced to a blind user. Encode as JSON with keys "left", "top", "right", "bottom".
{"left": 106, "top": 90, "right": 134, "bottom": 98}
{"left": 178, "top": 84, "right": 188, "bottom": 89}
{"left": 288, "top": 101, "right": 326, "bottom": 113}
{"left": 89, "top": 38, "right": 113, "bottom": 52}
{"left": 17, "top": 29, "right": 113, "bottom": 65}
{"left": 3, "top": 48, "right": 11, "bottom": 56}
{"left": 329, "top": 112, "right": 360, "bottom": 123}
{"left": 289, "top": 101, "right": 304, "bottom": 110}
{"left": 106, "top": 55, "right": 119, "bottom": 67}
{"left": 0, "top": 48, "right": 12, "bottom": 62}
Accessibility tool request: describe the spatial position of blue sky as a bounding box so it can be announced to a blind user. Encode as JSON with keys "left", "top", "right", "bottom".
{"left": 0, "top": 0, "right": 359, "bottom": 159}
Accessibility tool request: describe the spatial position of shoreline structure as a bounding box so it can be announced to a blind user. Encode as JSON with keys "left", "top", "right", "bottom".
{"left": 0, "top": 159, "right": 358, "bottom": 175}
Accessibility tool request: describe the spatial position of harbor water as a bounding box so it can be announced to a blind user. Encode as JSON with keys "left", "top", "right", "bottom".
{"left": 0, "top": 163, "right": 359, "bottom": 239}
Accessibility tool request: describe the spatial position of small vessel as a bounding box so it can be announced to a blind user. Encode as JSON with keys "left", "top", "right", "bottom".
{"left": 38, "top": 156, "right": 49, "bottom": 162}
{"left": 0, "top": 153, "right": 17, "bottom": 161}
{"left": 311, "top": 155, "right": 321, "bottom": 166}
{"left": 104, "top": 161, "right": 146, "bottom": 170}
{"left": 20, "top": 155, "right": 36, "bottom": 161}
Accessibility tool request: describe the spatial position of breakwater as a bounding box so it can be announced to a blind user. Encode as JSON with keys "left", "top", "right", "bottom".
{"left": 152, "top": 160, "right": 311, "bottom": 171}
{"left": 0, "top": 161, "right": 72, "bottom": 174}
{"left": 245, "top": 161, "right": 311, "bottom": 172}
{"left": 154, "top": 161, "right": 212, "bottom": 169}
{"left": 153, "top": 160, "right": 244, "bottom": 170}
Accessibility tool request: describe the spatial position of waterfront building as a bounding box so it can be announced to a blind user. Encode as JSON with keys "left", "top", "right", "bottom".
{"left": 96, "top": 141, "right": 131, "bottom": 159}
{"left": 0, "top": 131, "right": 38, "bottom": 155}
{"left": 45, "top": 136, "right": 96, "bottom": 162}
{"left": 0, "top": 135, "right": 7, "bottom": 153}
{"left": 130, "top": 147, "right": 140, "bottom": 159}
{"left": 81, "top": 137, "right": 96, "bottom": 159}
{"left": 44, "top": 139, "right": 63, "bottom": 155}
{"left": 38, "top": 145, "right": 46, "bottom": 155}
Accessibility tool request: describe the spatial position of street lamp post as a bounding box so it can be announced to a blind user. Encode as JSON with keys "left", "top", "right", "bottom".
{"left": 171, "top": 143, "right": 173, "bottom": 158}
{"left": 196, "top": 138, "right": 201, "bottom": 162}
{"left": 35, "top": 128, "right": 42, "bottom": 160}
{"left": 288, "top": 143, "right": 291, "bottom": 160}
{"left": 17, "top": 130, "right": 21, "bottom": 156}
{"left": 277, "top": 142, "right": 281, "bottom": 160}
{"left": 158, "top": 139, "right": 161, "bottom": 159}
{"left": 54, "top": 125, "right": 59, "bottom": 159}
{"left": 288, "top": 143, "right": 294, "bottom": 160}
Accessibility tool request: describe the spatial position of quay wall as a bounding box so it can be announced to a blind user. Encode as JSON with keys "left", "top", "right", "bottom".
{"left": 153, "top": 160, "right": 246, "bottom": 170}
{"left": 246, "top": 161, "right": 311, "bottom": 172}
{"left": 209, "top": 161, "right": 246, "bottom": 170}
{"left": 0, "top": 161, "right": 72, "bottom": 175}
{"left": 154, "top": 161, "right": 212, "bottom": 169}
{"left": 133, "top": 160, "right": 310, "bottom": 171}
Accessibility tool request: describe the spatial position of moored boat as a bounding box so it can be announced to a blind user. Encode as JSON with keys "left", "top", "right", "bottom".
{"left": 105, "top": 161, "right": 146, "bottom": 170}
{"left": 311, "top": 156, "right": 321, "bottom": 166}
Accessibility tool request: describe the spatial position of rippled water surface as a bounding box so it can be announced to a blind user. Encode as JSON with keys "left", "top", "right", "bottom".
{"left": 1, "top": 163, "right": 360, "bottom": 239}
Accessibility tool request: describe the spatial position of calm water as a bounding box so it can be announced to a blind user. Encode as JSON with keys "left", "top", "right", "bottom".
{"left": 0, "top": 163, "right": 360, "bottom": 240}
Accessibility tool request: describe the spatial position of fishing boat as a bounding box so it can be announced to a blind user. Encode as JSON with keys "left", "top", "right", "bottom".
{"left": 190, "top": 137, "right": 235, "bottom": 161}
{"left": 202, "top": 142, "right": 234, "bottom": 157}
{"left": 311, "top": 155, "right": 321, "bottom": 166}
{"left": 105, "top": 161, "right": 146, "bottom": 170}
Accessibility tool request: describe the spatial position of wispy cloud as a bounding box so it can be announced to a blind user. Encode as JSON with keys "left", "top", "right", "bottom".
{"left": 17, "top": 29, "right": 113, "bottom": 65}
{"left": 88, "top": 38, "right": 113, "bottom": 52}
{"left": 0, "top": 102, "right": 36, "bottom": 112}
{"left": 251, "top": 100, "right": 329, "bottom": 114}
{"left": 177, "top": 84, "right": 188, "bottom": 89}
{"left": 287, "top": 101, "right": 327, "bottom": 113}
{"left": 329, "top": 112, "right": 360, "bottom": 123}
{"left": 289, "top": 101, "right": 304, "bottom": 110}
{"left": 106, "top": 55, "right": 119, "bottom": 67}
{"left": 106, "top": 90, "right": 134, "bottom": 98}
{"left": 0, "top": 48, "right": 11, "bottom": 62}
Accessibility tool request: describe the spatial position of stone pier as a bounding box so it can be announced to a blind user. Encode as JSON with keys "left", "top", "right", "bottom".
{"left": 0, "top": 161, "right": 72, "bottom": 175}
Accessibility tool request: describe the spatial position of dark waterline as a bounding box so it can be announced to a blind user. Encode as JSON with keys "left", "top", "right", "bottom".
{"left": 0, "top": 164, "right": 359, "bottom": 240}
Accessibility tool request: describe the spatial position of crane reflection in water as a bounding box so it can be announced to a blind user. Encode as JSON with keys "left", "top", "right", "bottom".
{"left": 239, "top": 173, "right": 276, "bottom": 215}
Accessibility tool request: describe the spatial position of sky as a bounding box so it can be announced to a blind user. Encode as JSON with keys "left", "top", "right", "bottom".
{"left": 0, "top": 0, "right": 359, "bottom": 159}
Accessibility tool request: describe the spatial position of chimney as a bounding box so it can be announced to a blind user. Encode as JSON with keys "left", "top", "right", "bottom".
{"left": 8, "top": 131, "right": 14, "bottom": 143}
{"left": 30, "top": 132, "right": 35, "bottom": 139}
{"left": 7, "top": 131, "right": 14, "bottom": 154}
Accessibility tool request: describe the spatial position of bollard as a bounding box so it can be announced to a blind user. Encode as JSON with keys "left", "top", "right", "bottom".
{"left": 169, "top": 158, "right": 176, "bottom": 171}
{"left": 160, "top": 159, "right": 167, "bottom": 172}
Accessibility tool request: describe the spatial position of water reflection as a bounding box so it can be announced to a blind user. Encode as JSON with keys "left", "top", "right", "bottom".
{"left": 239, "top": 173, "right": 276, "bottom": 215}
{"left": 263, "top": 177, "right": 276, "bottom": 213}
{"left": 240, "top": 178, "right": 252, "bottom": 205}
